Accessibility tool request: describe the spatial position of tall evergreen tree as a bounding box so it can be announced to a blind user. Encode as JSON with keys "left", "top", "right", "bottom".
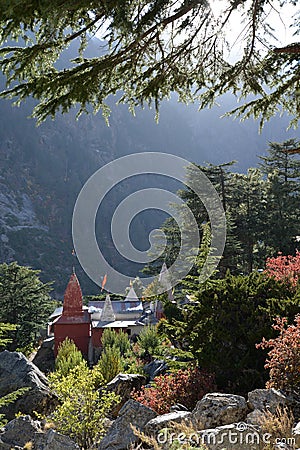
{"left": 227, "top": 168, "right": 268, "bottom": 273}
{"left": 0, "top": 262, "right": 54, "bottom": 351}
{"left": 146, "top": 144, "right": 300, "bottom": 280}
{"left": 259, "top": 139, "right": 300, "bottom": 255}
{"left": 259, "top": 140, "right": 300, "bottom": 183}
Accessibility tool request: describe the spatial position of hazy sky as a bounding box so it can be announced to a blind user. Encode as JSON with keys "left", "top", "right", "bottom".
{"left": 211, "top": 0, "right": 298, "bottom": 48}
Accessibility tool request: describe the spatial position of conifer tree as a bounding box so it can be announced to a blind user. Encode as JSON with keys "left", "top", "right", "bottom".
{"left": 101, "top": 328, "right": 131, "bottom": 356}
{"left": 97, "top": 346, "right": 123, "bottom": 382}
{"left": 0, "top": 262, "right": 53, "bottom": 351}
{"left": 227, "top": 168, "right": 268, "bottom": 272}
{"left": 161, "top": 271, "right": 300, "bottom": 393}
{"left": 55, "top": 338, "right": 84, "bottom": 376}
{"left": 0, "top": 323, "right": 17, "bottom": 351}
{"left": 259, "top": 139, "right": 300, "bottom": 255}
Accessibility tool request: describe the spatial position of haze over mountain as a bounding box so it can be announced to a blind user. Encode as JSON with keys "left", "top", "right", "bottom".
{"left": 0, "top": 39, "right": 298, "bottom": 296}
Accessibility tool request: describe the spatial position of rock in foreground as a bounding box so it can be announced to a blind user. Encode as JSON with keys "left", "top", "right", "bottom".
{"left": 0, "top": 351, "right": 55, "bottom": 420}
{"left": 99, "top": 399, "right": 157, "bottom": 450}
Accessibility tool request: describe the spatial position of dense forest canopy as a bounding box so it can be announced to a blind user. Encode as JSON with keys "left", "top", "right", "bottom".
{"left": 0, "top": 1, "right": 299, "bottom": 127}
{"left": 145, "top": 139, "right": 300, "bottom": 278}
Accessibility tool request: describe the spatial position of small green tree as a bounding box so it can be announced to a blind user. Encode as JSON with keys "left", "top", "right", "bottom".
{"left": 97, "top": 346, "right": 123, "bottom": 383}
{"left": 101, "top": 329, "right": 131, "bottom": 356}
{"left": 137, "top": 326, "right": 162, "bottom": 357}
{"left": 49, "top": 362, "right": 119, "bottom": 449}
{"left": 55, "top": 338, "right": 84, "bottom": 377}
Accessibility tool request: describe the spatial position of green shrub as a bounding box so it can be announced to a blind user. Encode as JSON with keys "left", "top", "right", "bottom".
{"left": 137, "top": 325, "right": 162, "bottom": 357}
{"left": 55, "top": 338, "right": 84, "bottom": 376}
{"left": 161, "top": 272, "right": 300, "bottom": 394}
{"left": 101, "top": 329, "right": 131, "bottom": 355}
{"left": 97, "top": 346, "right": 123, "bottom": 382}
{"left": 49, "top": 362, "right": 119, "bottom": 449}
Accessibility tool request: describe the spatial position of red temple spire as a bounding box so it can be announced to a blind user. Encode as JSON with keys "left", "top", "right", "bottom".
{"left": 62, "top": 273, "right": 84, "bottom": 316}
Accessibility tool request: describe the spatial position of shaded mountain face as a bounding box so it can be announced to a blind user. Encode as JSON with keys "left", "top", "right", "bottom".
{"left": 0, "top": 39, "right": 297, "bottom": 296}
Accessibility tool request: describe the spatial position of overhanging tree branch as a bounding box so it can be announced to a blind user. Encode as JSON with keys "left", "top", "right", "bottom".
{"left": 0, "top": 0, "right": 298, "bottom": 128}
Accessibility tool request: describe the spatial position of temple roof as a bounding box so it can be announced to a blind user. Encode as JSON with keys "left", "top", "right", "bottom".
{"left": 62, "top": 273, "right": 84, "bottom": 316}
{"left": 125, "top": 286, "right": 139, "bottom": 302}
{"left": 100, "top": 295, "right": 116, "bottom": 322}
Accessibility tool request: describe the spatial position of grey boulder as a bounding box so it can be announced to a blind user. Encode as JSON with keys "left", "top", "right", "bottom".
{"left": 0, "top": 415, "right": 41, "bottom": 447}
{"left": 98, "top": 399, "right": 157, "bottom": 450}
{"left": 192, "top": 393, "right": 248, "bottom": 429}
{"left": 34, "top": 429, "right": 80, "bottom": 450}
{"left": 105, "top": 373, "right": 146, "bottom": 416}
{"left": 0, "top": 351, "right": 55, "bottom": 420}
{"left": 198, "top": 422, "right": 264, "bottom": 450}
{"left": 143, "top": 360, "right": 168, "bottom": 381}
{"left": 32, "top": 337, "right": 55, "bottom": 374}
{"left": 247, "top": 389, "right": 290, "bottom": 414}
{"left": 145, "top": 410, "right": 192, "bottom": 434}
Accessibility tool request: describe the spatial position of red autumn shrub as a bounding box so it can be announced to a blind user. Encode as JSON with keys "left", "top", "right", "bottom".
{"left": 131, "top": 367, "right": 216, "bottom": 414}
{"left": 265, "top": 251, "right": 300, "bottom": 288}
{"left": 256, "top": 314, "right": 300, "bottom": 392}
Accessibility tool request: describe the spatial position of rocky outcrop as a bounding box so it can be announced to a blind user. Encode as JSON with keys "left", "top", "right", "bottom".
{"left": 246, "top": 408, "right": 266, "bottom": 426}
{"left": 247, "top": 388, "right": 289, "bottom": 414}
{"left": 32, "top": 338, "right": 55, "bottom": 374}
{"left": 98, "top": 399, "right": 157, "bottom": 450}
{"left": 0, "top": 382, "right": 298, "bottom": 450}
{"left": 247, "top": 388, "right": 300, "bottom": 427}
{"left": 0, "top": 417, "right": 79, "bottom": 450}
{"left": 34, "top": 429, "right": 80, "bottom": 450}
{"left": 0, "top": 351, "right": 55, "bottom": 420}
{"left": 145, "top": 411, "right": 191, "bottom": 434}
{"left": 192, "top": 393, "right": 248, "bottom": 429}
{"left": 143, "top": 360, "right": 168, "bottom": 381}
{"left": 105, "top": 373, "right": 147, "bottom": 417}
{"left": 198, "top": 423, "right": 264, "bottom": 450}
{"left": 106, "top": 373, "right": 147, "bottom": 399}
{"left": 0, "top": 415, "right": 41, "bottom": 448}
{"left": 155, "top": 422, "right": 264, "bottom": 450}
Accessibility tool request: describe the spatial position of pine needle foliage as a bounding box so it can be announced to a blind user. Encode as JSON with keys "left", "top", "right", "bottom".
{"left": 0, "top": 322, "right": 18, "bottom": 350}
{"left": 0, "top": 1, "right": 298, "bottom": 127}
{"left": 137, "top": 325, "right": 162, "bottom": 357}
{"left": 0, "top": 387, "right": 31, "bottom": 427}
{"left": 55, "top": 337, "right": 84, "bottom": 377}
{"left": 97, "top": 346, "right": 123, "bottom": 383}
{"left": 0, "top": 262, "right": 53, "bottom": 351}
{"left": 101, "top": 328, "right": 131, "bottom": 356}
